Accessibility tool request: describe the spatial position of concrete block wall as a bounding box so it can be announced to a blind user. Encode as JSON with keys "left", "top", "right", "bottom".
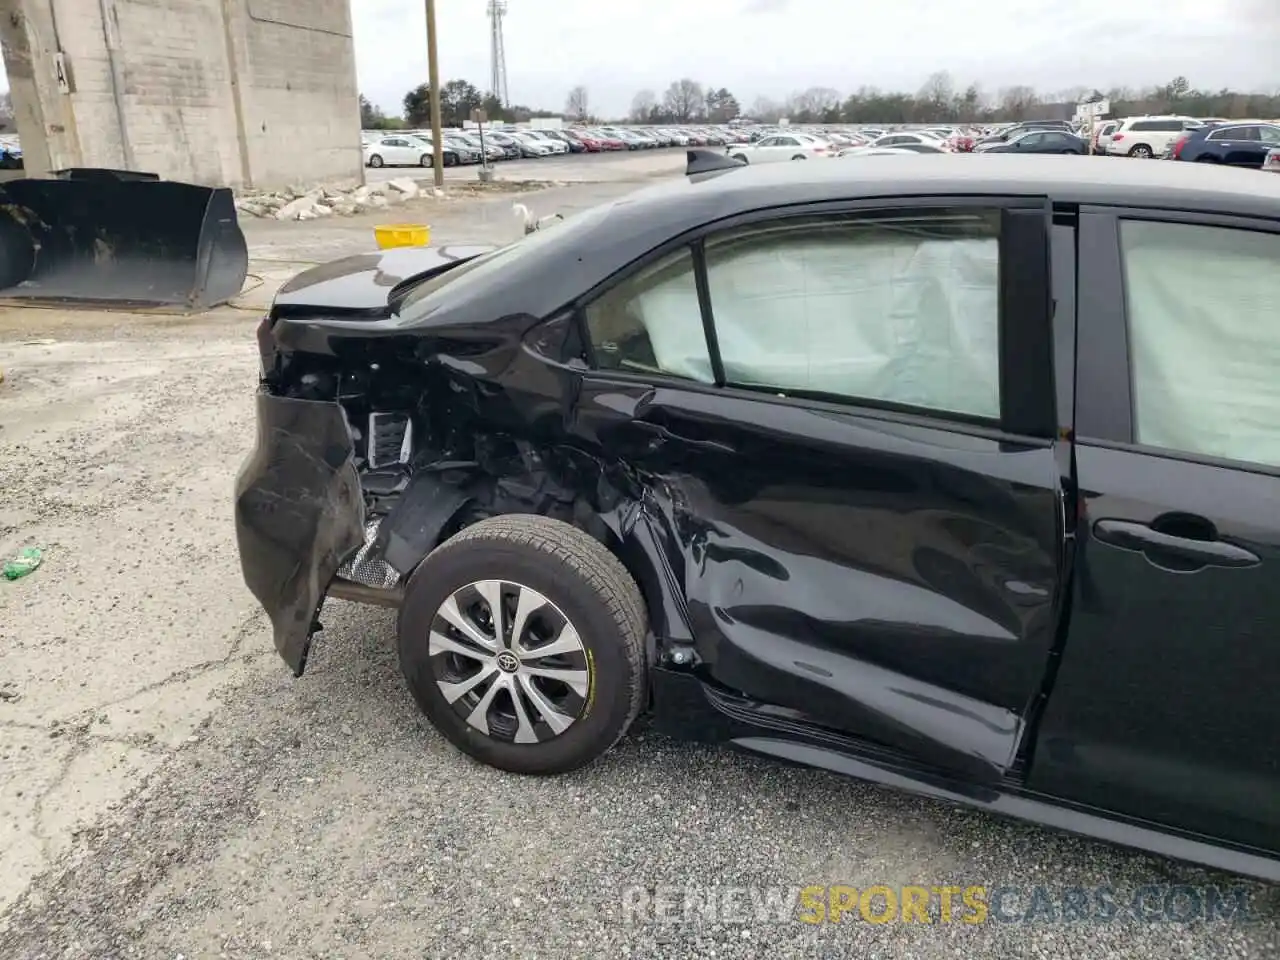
{"left": 0, "top": 0, "right": 362, "bottom": 190}
{"left": 232, "top": 0, "right": 364, "bottom": 189}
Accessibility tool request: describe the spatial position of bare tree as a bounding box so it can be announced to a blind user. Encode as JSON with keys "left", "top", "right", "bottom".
{"left": 997, "top": 85, "right": 1039, "bottom": 121}
{"left": 790, "top": 86, "right": 841, "bottom": 119}
{"left": 630, "top": 90, "right": 657, "bottom": 123}
{"left": 750, "top": 95, "right": 782, "bottom": 122}
{"left": 565, "top": 85, "right": 590, "bottom": 122}
{"left": 918, "top": 71, "right": 954, "bottom": 114}
{"left": 663, "top": 79, "right": 704, "bottom": 122}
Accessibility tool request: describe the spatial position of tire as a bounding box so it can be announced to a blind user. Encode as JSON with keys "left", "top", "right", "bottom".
{"left": 368, "top": 154, "right": 384, "bottom": 168}
{"left": 1128, "top": 144, "right": 1153, "bottom": 159}
{"left": 731, "top": 153, "right": 748, "bottom": 164}
{"left": 791, "top": 154, "right": 807, "bottom": 160}
{"left": 420, "top": 153, "right": 432, "bottom": 167}
{"left": 397, "top": 515, "right": 648, "bottom": 775}
{"left": 444, "top": 152, "right": 458, "bottom": 167}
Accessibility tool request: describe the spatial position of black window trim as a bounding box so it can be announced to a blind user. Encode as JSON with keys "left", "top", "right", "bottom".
{"left": 574, "top": 194, "right": 1056, "bottom": 441}
{"left": 1075, "top": 204, "right": 1280, "bottom": 477}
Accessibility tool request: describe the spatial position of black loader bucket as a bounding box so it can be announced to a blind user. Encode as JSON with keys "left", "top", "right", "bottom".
{"left": 0, "top": 168, "right": 248, "bottom": 311}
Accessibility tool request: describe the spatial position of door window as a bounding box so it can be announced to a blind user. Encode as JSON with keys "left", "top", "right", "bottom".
{"left": 1119, "top": 219, "right": 1280, "bottom": 468}
{"left": 582, "top": 247, "right": 713, "bottom": 382}
{"left": 1258, "top": 126, "right": 1280, "bottom": 145}
{"left": 703, "top": 209, "right": 1002, "bottom": 419}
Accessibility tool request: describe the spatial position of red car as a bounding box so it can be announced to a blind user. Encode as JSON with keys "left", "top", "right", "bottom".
{"left": 589, "top": 130, "right": 627, "bottom": 151}
{"left": 565, "top": 130, "right": 603, "bottom": 152}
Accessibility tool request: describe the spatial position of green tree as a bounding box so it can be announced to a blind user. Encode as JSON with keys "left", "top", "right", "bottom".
{"left": 704, "top": 87, "right": 741, "bottom": 122}
{"left": 403, "top": 84, "right": 432, "bottom": 127}
{"left": 479, "top": 94, "right": 505, "bottom": 122}
{"left": 441, "top": 79, "right": 483, "bottom": 127}
{"left": 359, "top": 94, "right": 383, "bottom": 128}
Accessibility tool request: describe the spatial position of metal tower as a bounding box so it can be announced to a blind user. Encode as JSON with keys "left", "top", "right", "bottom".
{"left": 487, "top": 0, "right": 509, "bottom": 107}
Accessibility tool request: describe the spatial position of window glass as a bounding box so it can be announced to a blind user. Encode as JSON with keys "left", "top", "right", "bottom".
{"left": 704, "top": 210, "right": 1002, "bottom": 419}
{"left": 1120, "top": 220, "right": 1280, "bottom": 468}
{"left": 583, "top": 247, "right": 713, "bottom": 382}
{"left": 1260, "top": 126, "right": 1280, "bottom": 145}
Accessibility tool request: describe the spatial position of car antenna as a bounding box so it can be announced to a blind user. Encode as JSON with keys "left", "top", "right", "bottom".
{"left": 685, "top": 148, "right": 746, "bottom": 177}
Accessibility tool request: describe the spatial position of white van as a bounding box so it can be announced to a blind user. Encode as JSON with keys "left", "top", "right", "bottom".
{"left": 1106, "top": 116, "right": 1201, "bottom": 158}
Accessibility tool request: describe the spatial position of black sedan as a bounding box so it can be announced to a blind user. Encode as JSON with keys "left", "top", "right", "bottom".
{"left": 979, "top": 129, "right": 1088, "bottom": 154}
{"left": 235, "top": 152, "right": 1280, "bottom": 883}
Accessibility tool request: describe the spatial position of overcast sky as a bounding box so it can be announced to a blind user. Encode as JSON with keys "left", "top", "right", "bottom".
{"left": 354, "top": 0, "right": 1279, "bottom": 117}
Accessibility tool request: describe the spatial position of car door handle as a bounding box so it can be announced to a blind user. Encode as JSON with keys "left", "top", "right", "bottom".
{"left": 633, "top": 420, "right": 736, "bottom": 455}
{"left": 1093, "top": 519, "right": 1260, "bottom": 569}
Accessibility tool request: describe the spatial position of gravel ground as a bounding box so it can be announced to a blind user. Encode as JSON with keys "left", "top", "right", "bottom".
{"left": 0, "top": 180, "right": 1276, "bottom": 960}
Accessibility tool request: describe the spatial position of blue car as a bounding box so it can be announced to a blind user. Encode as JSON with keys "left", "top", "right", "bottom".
{"left": 1171, "top": 121, "right": 1280, "bottom": 167}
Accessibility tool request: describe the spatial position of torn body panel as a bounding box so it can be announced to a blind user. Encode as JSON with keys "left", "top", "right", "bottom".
{"left": 233, "top": 394, "right": 365, "bottom": 675}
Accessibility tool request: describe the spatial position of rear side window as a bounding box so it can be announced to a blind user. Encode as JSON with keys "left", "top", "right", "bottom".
{"left": 703, "top": 210, "right": 1002, "bottom": 419}
{"left": 1120, "top": 220, "right": 1280, "bottom": 468}
{"left": 583, "top": 247, "right": 712, "bottom": 382}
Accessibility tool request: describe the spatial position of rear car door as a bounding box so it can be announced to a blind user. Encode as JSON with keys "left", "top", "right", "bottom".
{"left": 1027, "top": 208, "right": 1280, "bottom": 852}
{"left": 1215, "top": 125, "right": 1266, "bottom": 167}
{"left": 573, "top": 199, "right": 1067, "bottom": 783}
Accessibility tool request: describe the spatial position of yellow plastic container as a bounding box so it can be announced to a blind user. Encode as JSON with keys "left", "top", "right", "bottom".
{"left": 374, "top": 223, "right": 431, "bottom": 249}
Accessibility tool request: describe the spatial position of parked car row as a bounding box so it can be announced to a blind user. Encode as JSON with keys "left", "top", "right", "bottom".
{"left": 1084, "top": 115, "right": 1280, "bottom": 169}
{"left": 362, "top": 115, "right": 1280, "bottom": 173}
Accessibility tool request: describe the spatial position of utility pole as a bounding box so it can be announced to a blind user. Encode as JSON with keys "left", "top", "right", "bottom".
{"left": 425, "top": 0, "right": 444, "bottom": 188}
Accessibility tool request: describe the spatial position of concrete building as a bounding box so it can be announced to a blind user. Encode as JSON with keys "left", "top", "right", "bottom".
{"left": 0, "top": 0, "right": 364, "bottom": 190}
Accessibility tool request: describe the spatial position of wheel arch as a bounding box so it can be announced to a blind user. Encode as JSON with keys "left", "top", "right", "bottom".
{"left": 368, "top": 474, "right": 692, "bottom": 669}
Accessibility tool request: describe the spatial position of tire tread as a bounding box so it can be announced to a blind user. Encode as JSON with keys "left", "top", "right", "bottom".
{"left": 425, "top": 514, "right": 648, "bottom": 752}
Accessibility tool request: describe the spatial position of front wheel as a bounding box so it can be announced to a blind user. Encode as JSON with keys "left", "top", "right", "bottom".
{"left": 368, "top": 154, "right": 384, "bottom": 168}
{"left": 398, "top": 515, "right": 649, "bottom": 775}
{"left": 420, "top": 153, "right": 432, "bottom": 167}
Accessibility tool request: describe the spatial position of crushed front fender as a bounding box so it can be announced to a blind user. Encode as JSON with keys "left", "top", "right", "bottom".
{"left": 234, "top": 393, "right": 364, "bottom": 675}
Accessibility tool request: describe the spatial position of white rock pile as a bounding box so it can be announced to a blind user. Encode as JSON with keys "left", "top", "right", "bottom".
{"left": 234, "top": 178, "right": 443, "bottom": 221}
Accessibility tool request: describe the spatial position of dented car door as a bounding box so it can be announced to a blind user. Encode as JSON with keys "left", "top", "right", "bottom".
{"left": 574, "top": 199, "right": 1065, "bottom": 783}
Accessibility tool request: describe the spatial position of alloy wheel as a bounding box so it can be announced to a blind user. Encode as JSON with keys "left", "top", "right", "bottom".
{"left": 428, "top": 579, "right": 591, "bottom": 744}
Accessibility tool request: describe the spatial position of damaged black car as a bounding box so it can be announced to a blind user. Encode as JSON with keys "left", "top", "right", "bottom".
{"left": 236, "top": 152, "right": 1280, "bottom": 882}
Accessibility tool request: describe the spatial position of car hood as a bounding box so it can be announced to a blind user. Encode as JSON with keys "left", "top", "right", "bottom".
{"left": 272, "top": 244, "right": 498, "bottom": 315}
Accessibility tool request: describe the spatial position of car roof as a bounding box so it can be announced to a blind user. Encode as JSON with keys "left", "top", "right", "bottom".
{"left": 625, "top": 153, "right": 1280, "bottom": 220}
{"left": 394, "top": 154, "right": 1280, "bottom": 331}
